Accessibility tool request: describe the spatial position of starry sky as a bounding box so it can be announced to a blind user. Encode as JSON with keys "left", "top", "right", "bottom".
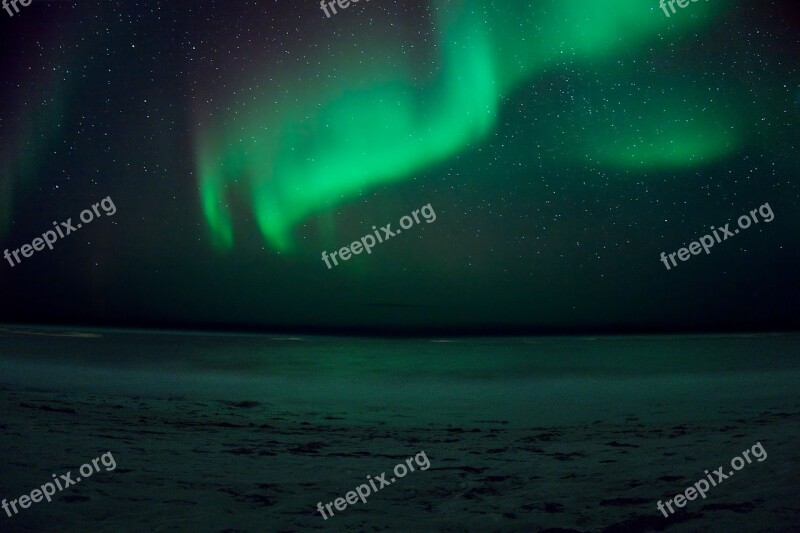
{"left": 0, "top": 1, "right": 798, "bottom": 334}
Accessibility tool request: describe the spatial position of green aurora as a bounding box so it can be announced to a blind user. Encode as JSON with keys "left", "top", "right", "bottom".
{"left": 191, "top": 0, "right": 731, "bottom": 251}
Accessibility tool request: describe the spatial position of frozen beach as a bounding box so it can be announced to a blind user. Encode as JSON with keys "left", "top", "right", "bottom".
{"left": 0, "top": 328, "right": 798, "bottom": 531}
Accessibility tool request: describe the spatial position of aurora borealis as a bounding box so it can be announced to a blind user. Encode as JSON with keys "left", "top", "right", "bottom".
{"left": 2, "top": 7, "right": 799, "bottom": 533}
{"left": 0, "top": 1, "right": 798, "bottom": 332}
{"left": 197, "top": 0, "right": 732, "bottom": 252}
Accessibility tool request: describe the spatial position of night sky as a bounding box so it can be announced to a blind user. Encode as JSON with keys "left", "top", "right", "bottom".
{"left": 0, "top": 1, "right": 798, "bottom": 334}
